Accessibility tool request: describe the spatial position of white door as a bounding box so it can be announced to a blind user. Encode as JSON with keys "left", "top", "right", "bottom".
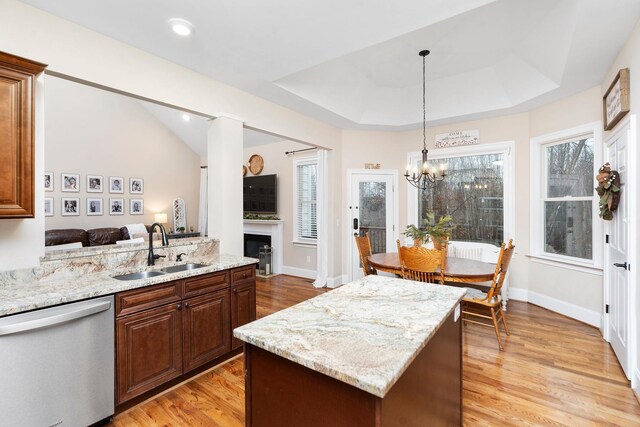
{"left": 348, "top": 171, "right": 397, "bottom": 281}
{"left": 605, "top": 122, "right": 631, "bottom": 378}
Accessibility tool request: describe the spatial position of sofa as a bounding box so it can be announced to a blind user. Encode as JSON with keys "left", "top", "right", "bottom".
{"left": 45, "top": 225, "right": 153, "bottom": 247}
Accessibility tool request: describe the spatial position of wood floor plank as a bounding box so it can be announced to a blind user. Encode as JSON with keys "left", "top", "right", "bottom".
{"left": 110, "top": 275, "right": 640, "bottom": 426}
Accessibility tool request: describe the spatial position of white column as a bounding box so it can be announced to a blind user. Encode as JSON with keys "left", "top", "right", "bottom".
{"left": 207, "top": 114, "right": 244, "bottom": 256}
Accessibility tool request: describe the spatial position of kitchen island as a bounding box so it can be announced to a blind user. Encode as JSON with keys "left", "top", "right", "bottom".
{"left": 234, "top": 274, "right": 466, "bottom": 427}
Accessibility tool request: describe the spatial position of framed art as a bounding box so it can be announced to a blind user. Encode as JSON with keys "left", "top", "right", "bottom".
{"left": 87, "top": 175, "right": 104, "bottom": 193}
{"left": 603, "top": 68, "right": 630, "bottom": 131}
{"left": 130, "top": 198, "right": 144, "bottom": 215}
{"left": 61, "top": 173, "right": 80, "bottom": 192}
{"left": 87, "top": 198, "right": 103, "bottom": 216}
{"left": 109, "top": 176, "right": 124, "bottom": 194}
{"left": 109, "top": 198, "right": 124, "bottom": 215}
{"left": 44, "top": 172, "right": 53, "bottom": 192}
{"left": 130, "top": 178, "right": 144, "bottom": 194}
{"left": 44, "top": 197, "right": 53, "bottom": 216}
{"left": 61, "top": 197, "right": 80, "bottom": 216}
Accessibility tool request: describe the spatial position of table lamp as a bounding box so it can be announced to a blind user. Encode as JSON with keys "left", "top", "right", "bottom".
{"left": 154, "top": 213, "right": 168, "bottom": 229}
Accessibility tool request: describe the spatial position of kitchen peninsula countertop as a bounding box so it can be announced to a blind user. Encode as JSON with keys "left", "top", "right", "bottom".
{"left": 0, "top": 239, "right": 257, "bottom": 317}
{"left": 234, "top": 274, "right": 466, "bottom": 398}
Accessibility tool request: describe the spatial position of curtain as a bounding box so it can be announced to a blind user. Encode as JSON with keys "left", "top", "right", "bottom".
{"left": 313, "top": 149, "right": 329, "bottom": 288}
{"left": 198, "top": 166, "right": 208, "bottom": 237}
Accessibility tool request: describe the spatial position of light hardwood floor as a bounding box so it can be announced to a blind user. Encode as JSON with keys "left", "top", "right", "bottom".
{"left": 110, "top": 275, "right": 640, "bottom": 426}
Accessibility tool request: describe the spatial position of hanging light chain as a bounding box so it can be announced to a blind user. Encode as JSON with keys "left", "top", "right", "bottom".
{"left": 405, "top": 49, "right": 446, "bottom": 190}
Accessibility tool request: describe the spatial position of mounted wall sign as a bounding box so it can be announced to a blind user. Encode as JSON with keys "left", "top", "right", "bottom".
{"left": 248, "top": 154, "right": 264, "bottom": 175}
{"left": 603, "top": 68, "right": 630, "bottom": 131}
{"left": 435, "top": 130, "right": 479, "bottom": 148}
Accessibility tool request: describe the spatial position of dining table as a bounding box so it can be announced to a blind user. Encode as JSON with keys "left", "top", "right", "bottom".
{"left": 367, "top": 252, "right": 496, "bottom": 283}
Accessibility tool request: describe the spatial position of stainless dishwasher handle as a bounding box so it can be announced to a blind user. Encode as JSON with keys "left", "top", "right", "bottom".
{"left": 0, "top": 300, "right": 112, "bottom": 336}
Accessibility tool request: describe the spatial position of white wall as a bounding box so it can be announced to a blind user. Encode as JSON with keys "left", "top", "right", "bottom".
{"left": 340, "top": 89, "right": 606, "bottom": 324}
{"left": 527, "top": 87, "right": 603, "bottom": 319}
{"left": 243, "top": 141, "right": 319, "bottom": 274}
{"left": 601, "top": 18, "right": 640, "bottom": 390}
{"left": 0, "top": 0, "right": 342, "bottom": 272}
{"left": 0, "top": 0, "right": 633, "bottom": 336}
{"left": 44, "top": 77, "right": 201, "bottom": 230}
{"left": 340, "top": 113, "right": 531, "bottom": 295}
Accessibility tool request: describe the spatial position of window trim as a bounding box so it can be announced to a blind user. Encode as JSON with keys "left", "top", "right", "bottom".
{"left": 530, "top": 121, "right": 603, "bottom": 268}
{"left": 293, "top": 155, "right": 318, "bottom": 244}
{"left": 407, "top": 140, "right": 515, "bottom": 245}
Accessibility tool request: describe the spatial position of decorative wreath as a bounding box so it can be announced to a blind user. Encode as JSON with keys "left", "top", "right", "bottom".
{"left": 595, "top": 162, "right": 620, "bottom": 220}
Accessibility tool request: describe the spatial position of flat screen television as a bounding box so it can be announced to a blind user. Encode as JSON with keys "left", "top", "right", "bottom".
{"left": 243, "top": 174, "right": 277, "bottom": 214}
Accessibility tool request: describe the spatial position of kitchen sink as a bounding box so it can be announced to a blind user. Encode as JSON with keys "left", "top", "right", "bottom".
{"left": 161, "top": 263, "right": 209, "bottom": 274}
{"left": 113, "top": 270, "right": 166, "bottom": 281}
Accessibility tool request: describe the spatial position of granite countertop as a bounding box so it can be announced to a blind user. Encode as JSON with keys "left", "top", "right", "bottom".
{"left": 0, "top": 253, "right": 257, "bottom": 317}
{"left": 233, "top": 274, "right": 466, "bottom": 398}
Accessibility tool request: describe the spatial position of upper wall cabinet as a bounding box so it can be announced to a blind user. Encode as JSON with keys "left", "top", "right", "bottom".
{"left": 0, "top": 51, "right": 46, "bottom": 219}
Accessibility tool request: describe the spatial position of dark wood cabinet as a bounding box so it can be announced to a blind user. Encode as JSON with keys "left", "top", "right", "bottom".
{"left": 183, "top": 289, "right": 230, "bottom": 372}
{"left": 231, "top": 281, "right": 257, "bottom": 350}
{"left": 0, "top": 51, "right": 46, "bottom": 218}
{"left": 115, "top": 264, "right": 256, "bottom": 406}
{"left": 116, "top": 303, "right": 183, "bottom": 404}
{"left": 231, "top": 264, "right": 257, "bottom": 350}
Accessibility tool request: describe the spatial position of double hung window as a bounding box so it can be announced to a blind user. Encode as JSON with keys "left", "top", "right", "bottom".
{"left": 531, "top": 122, "right": 601, "bottom": 267}
{"left": 294, "top": 157, "right": 317, "bottom": 242}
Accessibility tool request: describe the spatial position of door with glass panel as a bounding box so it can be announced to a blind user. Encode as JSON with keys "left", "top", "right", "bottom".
{"left": 349, "top": 172, "right": 396, "bottom": 280}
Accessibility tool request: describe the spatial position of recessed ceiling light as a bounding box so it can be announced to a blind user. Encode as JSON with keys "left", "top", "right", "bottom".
{"left": 169, "top": 18, "right": 193, "bottom": 37}
{"left": 182, "top": 113, "right": 191, "bottom": 122}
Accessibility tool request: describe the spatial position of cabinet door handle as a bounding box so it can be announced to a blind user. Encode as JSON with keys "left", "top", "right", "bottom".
{"left": 176, "top": 303, "right": 182, "bottom": 310}
{"left": 243, "top": 272, "right": 248, "bottom": 278}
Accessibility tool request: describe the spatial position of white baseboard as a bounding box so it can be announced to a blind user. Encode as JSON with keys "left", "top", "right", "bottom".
{"left": 281, "top": 265, "right": 316, "bottom": 280}
{"left": 633, "top": 368, "right": 640, "bottom": 401}
{"left": 326, "top": 274, "right": 347, "bottom": 288}
{"left": 279, "top": 267, "right": 345, "bottom": 289}
{"left": 508, "top": 287, "right": 602, "bottom": 328}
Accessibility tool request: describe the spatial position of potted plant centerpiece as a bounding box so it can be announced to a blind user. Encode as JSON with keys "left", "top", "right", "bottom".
{"left": 422, "top": 212, "right": 455, "bottom": 250}
{"left": 402, "top": 224, "right": 429, "bottom": 247}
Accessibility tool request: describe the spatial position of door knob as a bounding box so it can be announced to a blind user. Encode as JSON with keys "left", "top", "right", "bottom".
{"left": 613, "top": 262, "right": 628, "bottom": 269}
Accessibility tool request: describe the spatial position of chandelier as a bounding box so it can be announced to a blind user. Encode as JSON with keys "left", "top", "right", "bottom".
{"left": 405, "top": 50, "right": 446, "bottom": 190}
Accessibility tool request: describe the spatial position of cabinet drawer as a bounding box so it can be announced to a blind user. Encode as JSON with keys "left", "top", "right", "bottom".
{"left": 231, "top": 265, "right": 256, "bottom": 285}
{"left": 116, "top": 281, "right": 182, "bottom": 317}
{"left": 183, "top": 271, "right": 229, "bottom": 298}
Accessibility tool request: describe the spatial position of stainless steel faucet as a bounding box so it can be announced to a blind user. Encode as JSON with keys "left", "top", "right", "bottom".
{"left": 148, "top": 222, "right": 169, "bottom": 266}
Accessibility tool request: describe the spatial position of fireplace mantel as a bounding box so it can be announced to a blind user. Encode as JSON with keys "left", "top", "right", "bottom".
{"left": 243, "top": 220, "right": 283, "bottom": 274}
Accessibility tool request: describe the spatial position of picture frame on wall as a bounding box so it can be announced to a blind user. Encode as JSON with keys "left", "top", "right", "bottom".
{"left": 44, "top": 172, "right": 53, "bottom": 192}
{"left": 61, "top": 197, "right": 80, "bottom": 216}
{"left": 130, "top": 178, "right": 144, "bottom": 194}
{"left": 130, "top": 198, "right": 144, "bottom": 215}
{"left": 87, "top": 198, "right": 103, "bottom": 216}
{"left": 44, "top": 197, "right": 53, "bottom": 217}
{"left": 603, "top": 68, "right": 630, "bottom": 131}
{"left": 87, "top": 175, "right": 104, "bottom": 193}
{"left": 109, "top": 198, "right": 124, "bottom": 215}
{"left": 109, "top": 176, "right": 124, "bottom": 194}
{"left": 61, "top": 173, "right": 80, "bottom": 192}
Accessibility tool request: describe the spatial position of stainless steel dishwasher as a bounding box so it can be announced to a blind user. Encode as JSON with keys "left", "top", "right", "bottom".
{"left": 0, "top": 295, "right": 114, "bottom": 427}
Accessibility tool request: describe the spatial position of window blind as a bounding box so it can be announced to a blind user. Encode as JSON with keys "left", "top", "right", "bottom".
{"left": 296, "top": 162, "right": 317, "bottom": 240}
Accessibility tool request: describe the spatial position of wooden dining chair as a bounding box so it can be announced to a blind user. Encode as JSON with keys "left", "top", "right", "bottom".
{"left": 354, "top": 233, "right": 377, "bottom": 276}
{"left": 461, "top": 239, "right": 515, "bottom": 350}
{"left": 396, "top": 240, "right": 444, "bottom": 285}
